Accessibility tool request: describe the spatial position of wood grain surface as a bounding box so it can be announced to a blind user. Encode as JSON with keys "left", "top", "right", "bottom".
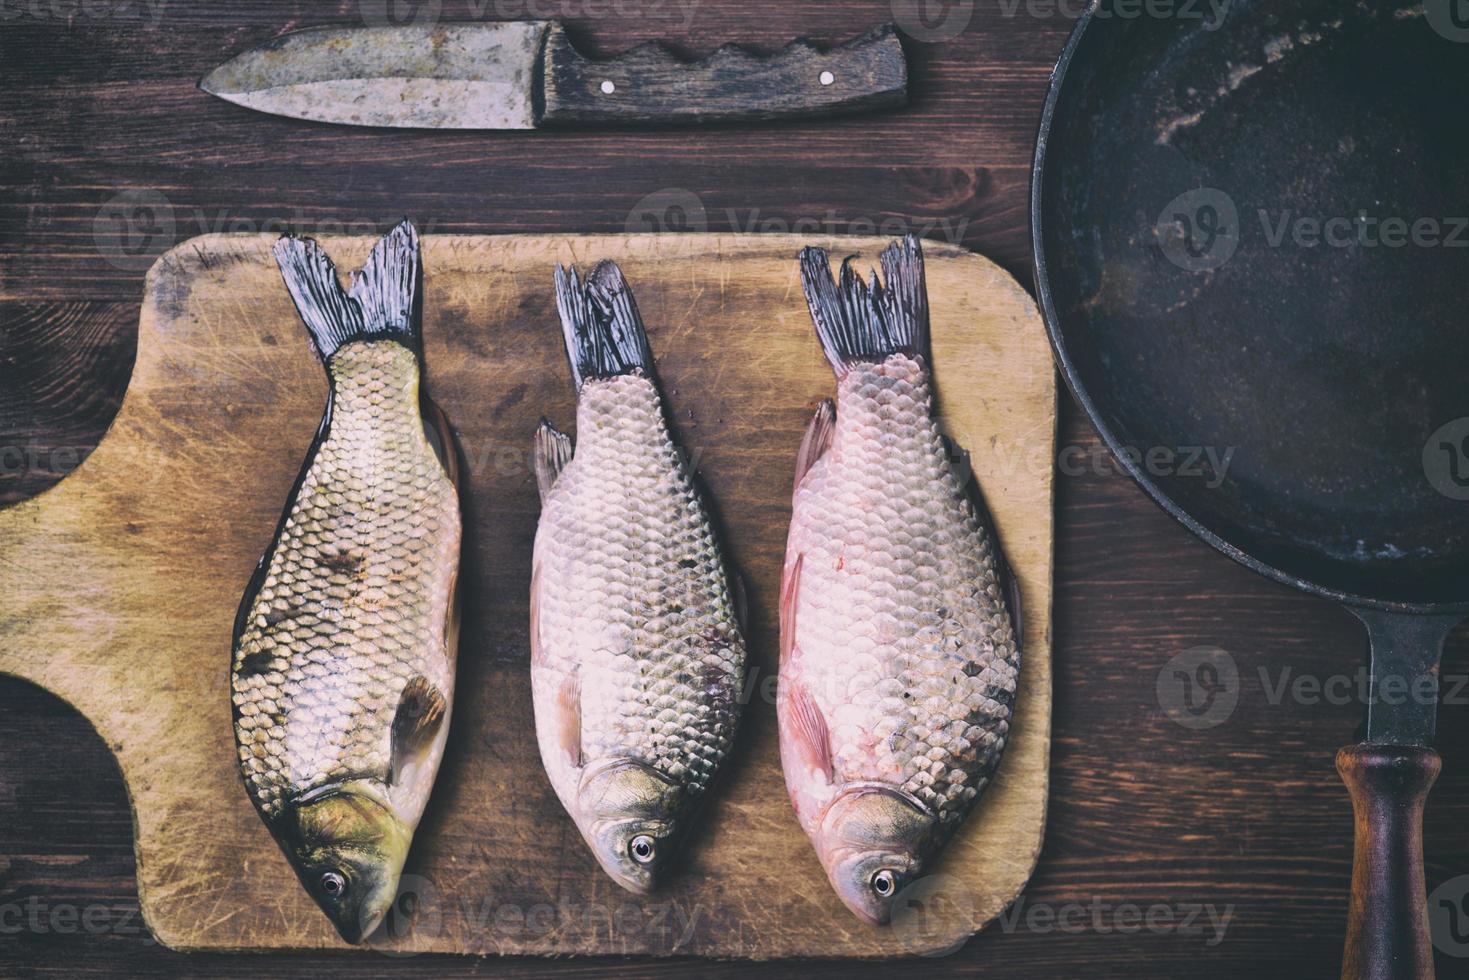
{"left": 0, "top": 233, "right": 1055, "bottom": 957}
{"left": 3, "top": 2, "right": 1469, "bottom": 978}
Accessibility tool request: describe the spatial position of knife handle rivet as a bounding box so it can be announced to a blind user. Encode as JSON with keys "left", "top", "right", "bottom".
{"left": 819, "top": 71, "right": 835, "bottom": 86}
{"left": 600, "top": 80, "right": 616, "bottom": 95}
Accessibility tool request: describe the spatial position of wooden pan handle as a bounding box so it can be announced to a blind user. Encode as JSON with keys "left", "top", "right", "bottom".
{"left": 1337, "top": 743, "right": 1440, "bottom": 980}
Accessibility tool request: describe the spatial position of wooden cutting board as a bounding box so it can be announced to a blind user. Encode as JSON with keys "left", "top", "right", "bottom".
{"left": 0, "top": 233, "right": 1054, "bottom": 958}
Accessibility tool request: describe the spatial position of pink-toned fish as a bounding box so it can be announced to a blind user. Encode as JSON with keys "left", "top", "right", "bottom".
{"left": 778, "top": 236, "right": 1022, "bottom": 925}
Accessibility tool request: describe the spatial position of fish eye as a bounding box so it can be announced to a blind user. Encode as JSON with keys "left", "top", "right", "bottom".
{"left": 320, "top": 870, "right": 348, "bottom": 899}
{"left": 871, "top": 869, "right": 898, "bottom": 898}
{"left": 629, "top": 835, "right": 656, "bottom": 864}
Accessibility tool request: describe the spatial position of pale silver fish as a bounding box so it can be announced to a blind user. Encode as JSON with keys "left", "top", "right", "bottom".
{"left": 530, "top": 260, "right": 746, "bottom": 894}
{"left": 231, "top": 222, "right": 461, "bottom": 943}
{"left": 778, "top": 236, "right": 1022, "bottom": 925}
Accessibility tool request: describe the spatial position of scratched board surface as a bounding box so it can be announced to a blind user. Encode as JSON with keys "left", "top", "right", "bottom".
{"left": 0, "top": 233, "right": 1054, "bottom": 957}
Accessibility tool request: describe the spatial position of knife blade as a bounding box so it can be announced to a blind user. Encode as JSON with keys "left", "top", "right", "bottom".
{"left": 200, "top": 22, "right": 908, "bottom": 130}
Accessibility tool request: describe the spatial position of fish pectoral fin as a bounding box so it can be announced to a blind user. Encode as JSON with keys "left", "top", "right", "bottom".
{"left": 784, "top": 678, "right": 833, "bottom": 783}
{"left": 389, "top": 676, "right": 448, "bottom": 786}
{"left": 779, "top": 553, "right": 804, "bottom": 668}
{"left": 533, "top": 420, "right": 574, "bottom": 503}
{"left": 554, "top": 668, "right": 584, "bottom": 770}
{"left": 794, "top": 399, "right": 836, "bottom": 491}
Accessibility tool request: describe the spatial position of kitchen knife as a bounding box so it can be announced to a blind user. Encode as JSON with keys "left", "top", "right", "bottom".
{"left": 200, "top": 22, "right": 908, "bottom": 129}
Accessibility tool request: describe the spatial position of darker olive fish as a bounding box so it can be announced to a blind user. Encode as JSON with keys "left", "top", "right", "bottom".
{"left": 231, "top": 222, "right": 461, "bottom": 944}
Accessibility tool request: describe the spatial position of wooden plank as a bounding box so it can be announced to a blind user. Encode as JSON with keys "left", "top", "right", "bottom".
{"left": 0, "top": 232, "right": 1055, "bottom": 956}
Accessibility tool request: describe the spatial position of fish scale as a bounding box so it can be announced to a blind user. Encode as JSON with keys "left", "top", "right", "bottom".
{"left": 232, "top": 340, "right": 459, "bottom": 819}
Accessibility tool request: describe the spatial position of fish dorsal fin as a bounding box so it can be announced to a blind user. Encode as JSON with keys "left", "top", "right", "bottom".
{"left": 390, "top": 676, "right": 447, "bottom": 786}
{"left": 779, "top": 553, "right": 804, "bottom": 668}
{"left": 785, "top": 678, "right": 833, "bottom": 783}
{"left": 533, "top": 420, "right": 573, "bottom": 503}
{"left": 794, "top": 400, "right": 836, "bottom": 491}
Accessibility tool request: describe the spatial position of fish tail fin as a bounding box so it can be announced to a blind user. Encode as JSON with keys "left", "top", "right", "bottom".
{"left": 553, "top": 259, "right": 654, "bottom": 391}
{"left": 273, "top": 219, "right": 422, "bottom": 363}
{"left": 799, "top": 234, "right": 929, "bottom": 377}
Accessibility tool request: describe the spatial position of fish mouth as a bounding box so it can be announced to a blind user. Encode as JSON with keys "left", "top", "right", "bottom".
{"left": 355, "top": 907, "right": 388, "bottom": 944}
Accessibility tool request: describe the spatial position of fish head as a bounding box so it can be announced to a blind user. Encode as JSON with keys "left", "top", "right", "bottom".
{"left": 575, "top": 759, "right": 686, "bottom": 895}
{"left": 282, "top": 786, "right": 413, "bottom": 944}
{"left": 816, "top": 787, "right": 934, "bottom": 926}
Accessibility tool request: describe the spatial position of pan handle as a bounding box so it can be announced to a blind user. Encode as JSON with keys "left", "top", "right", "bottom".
{"left": 1337, "top": 743, "right": 1440, "bottom": 980}
{"left": 1337, "top": 609, "right": 1462, "bottom": 980}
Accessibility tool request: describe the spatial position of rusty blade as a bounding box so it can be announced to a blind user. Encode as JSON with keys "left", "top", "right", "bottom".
{"left": 200, "top": 23, "right": 550, "bottom": 129}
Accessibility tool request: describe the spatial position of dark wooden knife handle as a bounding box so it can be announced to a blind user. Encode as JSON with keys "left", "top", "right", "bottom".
{"left": 1338, "top": 743, "right": 1440, "bottom": 980}
{"left": 537, "top": 23, "right": 907, "bottom": 126}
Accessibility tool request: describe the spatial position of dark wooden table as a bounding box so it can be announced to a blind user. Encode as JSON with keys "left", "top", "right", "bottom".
{"left": 2, "top": 2, "right": 1466, "bottom": 977}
